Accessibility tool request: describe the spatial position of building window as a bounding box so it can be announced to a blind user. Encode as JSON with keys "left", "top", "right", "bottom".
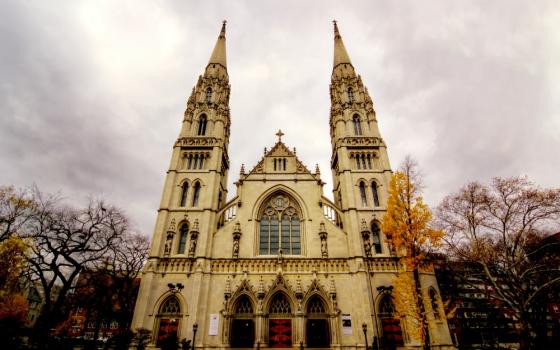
{"left": 371, "top": 182, "right": 380, "bottom": 207}
{"left": 180, "top": 182, "right": 189, "bottom": 207}
{"left": 259, "top": 194, "right": 301, "bottom": 255}
{"left": 371, "top": 222, "right": 382, "bottom": 254}
{"left": 198, "top": 115, "right": 207, "bottom": 135}
{"left": 206, "top": 87, "right": 212, "bottom": 102}
{"left": 178, "top": 222, "right": 188, "bottom": 254}
{"left": 348, "top": 87, "right": 354, "bottom": 103}
{"left": 366, "top": 154, "right": 372, "bottom": 169}
{"left": 353, "top": 115, "right": 362, "bottom": 135}
{"left": 359, "top": 181, "right": 367, "bottom": 206}
{"left": 192, "top": 182, "right": 201, "bottom": 207}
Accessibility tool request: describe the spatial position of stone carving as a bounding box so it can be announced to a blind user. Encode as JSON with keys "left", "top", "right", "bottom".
{"left": 361, "top": 218, "right": 372, "bottom": 257}
{"left": 318, "top": 221, "right": 328, "bottom": 258}
{"left": 188, "top": 219, "right": 200, "bottom": 258}
{"left": 164, "top": 219, "right": 176, "bottom": 257}
{"left": 232, "top": 222, "right": 241, "bottom": 259}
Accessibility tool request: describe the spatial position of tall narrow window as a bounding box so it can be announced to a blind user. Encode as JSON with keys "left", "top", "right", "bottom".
{"left": 180, "top": 182, "right": 189, "bottom": 207}
{"left": 356, "top": 156, "right": 361, "bottom": 169}
{"left": 283, "top": 158, "right": 286, "bottom": 170}
{"left": 199, "top": 155, "right": 204, "bottom": 169}
{"left": 367, "top": 154, "right": 372, "bottom": 169}
{"left": 274, "top": 158, "right": 277, "bottom": 171}
{"left": 187, "top": 155, "right": 193, "bottom": 169}
{"left": 193, "top": 154, "right": 199, "bottom": 169}
{"left": 177, "top": 223, "right": 188, "bottom": 254}
{"left": 348, "top": 87, "right": 354, "bottom": 103}
{"left": 259, "top": 194, "right": 301, "bottom": 255}
{"left": 361, "top": 154, "right": 367, "bottom": 169}
{"left": 198, "top": 115, "right": 207, "bottom": 135}
{"left": 359, "top": 181, "right": 367, "bottom": 206}
{"left": 371, "top": 222, "right": 382, "bottom": 254}
{"left": 205, "top": 87, "right": 212, "bottom": 103}
{"left": 353, "top": 115, "right": 362, "bottom": 135}
{"left": 192, "top": 182, "right": 201, "bottom": 207}
{"left": 372, "top": 182, "right": 380, "bottom": 207}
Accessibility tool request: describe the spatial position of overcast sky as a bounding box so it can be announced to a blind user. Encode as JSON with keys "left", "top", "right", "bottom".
{"left": 1, "top": 0, "right": 559, "bottom": 235}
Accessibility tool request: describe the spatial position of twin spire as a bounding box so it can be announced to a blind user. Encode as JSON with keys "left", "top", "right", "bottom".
{"left": 208, "top": 20, "right": 227, "bottom": 69}
{"left": 206, "top": 20, "right": 354, "bottom": 73}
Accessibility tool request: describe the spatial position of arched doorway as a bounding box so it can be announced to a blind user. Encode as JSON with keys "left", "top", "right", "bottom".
{"left": 230, "top": 295, "right": 255, "bottom": 348}
{"left": 156, "top": 295, "right": 181, "bottom": 347}
{"left": 268, "top": 293, "right": 293, "bottom": 348}
{"left": 305, "top": 295, "right": 330, "bottom": 348}
{"left": 378, "top": 294, "right": 404, "bottom": 350}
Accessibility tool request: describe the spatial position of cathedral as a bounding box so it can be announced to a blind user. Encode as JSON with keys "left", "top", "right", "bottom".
{"left": 131, "top": 22, "right": 454, "bottom": 350}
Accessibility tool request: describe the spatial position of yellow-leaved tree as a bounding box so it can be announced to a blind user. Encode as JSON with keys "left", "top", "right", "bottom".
{"left": 381, "top": 157, "right": 443, "bottom": 349}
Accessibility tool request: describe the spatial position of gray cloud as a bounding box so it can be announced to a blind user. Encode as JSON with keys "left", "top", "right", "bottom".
{"left": 1, "top": 0, "right": 558, "bottom": 235}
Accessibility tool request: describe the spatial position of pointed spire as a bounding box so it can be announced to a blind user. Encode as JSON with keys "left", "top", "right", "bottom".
{"left": 333, "top": 20, "right": 352, "bottom": 68}
{"left": 208, "top": 20, "right": 227, "bottom": 69}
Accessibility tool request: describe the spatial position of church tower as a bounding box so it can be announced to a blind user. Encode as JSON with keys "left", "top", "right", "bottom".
{"left": 329, "top": 22, "right": 393, "bottom": 258}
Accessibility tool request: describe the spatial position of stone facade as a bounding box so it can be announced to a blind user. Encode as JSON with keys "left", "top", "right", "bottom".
{"left": 131, "top": 22, "right": 455, "bottom": 350}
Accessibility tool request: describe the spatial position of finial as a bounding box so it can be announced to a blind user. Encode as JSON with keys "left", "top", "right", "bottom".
{"left": 293, "top": 147, "right": 296, "bottom": 154}
{"left": 333, "top": 19, "right": 340, "bottom": 36}
{"left": 221, "top": 20, "right": 227, "bottom": 34}
{"left": 264, "top": 147, "right": 267, "bottom": 154}
{"left": 275, "top": 129, "right": 284, "bottom": 142}
{"left": 240, "top": 163, "right": 245, "bottom": 174}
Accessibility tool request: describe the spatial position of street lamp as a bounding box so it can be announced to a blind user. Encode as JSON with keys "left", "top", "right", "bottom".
{"left": 373, "top": 285, "right": 394, "bottom": 350}
{"left": 362, "top": 323, "right": 369, "bottom": 350}
{"left": 191, "top": 323, "right": 198, "bottom": 350}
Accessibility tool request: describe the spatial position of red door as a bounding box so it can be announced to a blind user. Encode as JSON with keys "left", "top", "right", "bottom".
{"left": 157, "top": 318, "right": 179, "bottom": 347}
{"left": 269, "top": 319, "right": 292, "bottom": 348}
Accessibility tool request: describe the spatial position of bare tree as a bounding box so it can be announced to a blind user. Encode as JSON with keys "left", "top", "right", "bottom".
{"left": 436, "top": 177, "right": 560, "bottom": 349}
{"left": 22, "top": 188, "right": 129, "bottom": 344}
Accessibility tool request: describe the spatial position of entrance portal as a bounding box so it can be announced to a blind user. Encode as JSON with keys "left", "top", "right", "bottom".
{"left": 306, "top": 319, "right": 329, "bottom": 347}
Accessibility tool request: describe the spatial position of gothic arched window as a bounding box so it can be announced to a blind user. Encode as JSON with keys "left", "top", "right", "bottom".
{"left": 359, "top": 181, "right": 367, "bottom": 206}
{"left": 192, "top": 182, "right": 201, "bottom": 207}
{"left": 177, "top": 222, "right": 188, "bottom": 254}
{"left": 348, "top": 87, "right": 354, "bottom": 104}
{"left": 371, "top": 222, "right": 382, "bottom": 254}
{"left": 259, "top": 194, "right": 301, "bottom": 255}
{"left": 372, "top": 181, "right": 380, "bottom": 207}
{"left": 198, "top": 115, "right": 207, "bottom": 136}
{"left": 353, "top": 115, "right": 362, "bottom": 135}
{"left": 179, "top": 182, "right": 189, "bottom": 207}
{"left": 205, "top": 87, "right": 212, "bottom": 103}
{"left": 306, "top": 296, "right": 327, "bottom": 315}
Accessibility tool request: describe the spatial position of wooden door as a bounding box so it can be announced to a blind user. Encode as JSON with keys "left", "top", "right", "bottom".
{"left": 269, "top": 319, "right": 292, "bottom": 348}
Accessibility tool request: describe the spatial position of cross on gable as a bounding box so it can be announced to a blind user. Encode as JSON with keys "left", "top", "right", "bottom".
{"left": 276, "top": 129, "right": 284, "bottom": 142}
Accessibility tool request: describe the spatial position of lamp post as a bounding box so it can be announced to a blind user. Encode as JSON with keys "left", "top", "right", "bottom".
{"left": 191, "top": 323, "right": 198, "bottom": 350}
{"left": 373, "top": 285, "right": 394, "bottom": 350}
{"left": 362, "top": 323, "right": 369, "bottom": 350}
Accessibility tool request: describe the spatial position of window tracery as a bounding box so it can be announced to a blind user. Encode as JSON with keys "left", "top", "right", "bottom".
{"left": 160, "top": 296, "right": 181, "bottom": 315}
{"left": 269, "top": 293, "right": 291, "bottom": 314}
{"left": 307, "top": 296, "right": 327, "bottom": 314}
{"left": 234, "top": 296, "right": 254, "bottom": 315}
{"left": 259, "top": 194, "right": 301, "bottom": 255}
